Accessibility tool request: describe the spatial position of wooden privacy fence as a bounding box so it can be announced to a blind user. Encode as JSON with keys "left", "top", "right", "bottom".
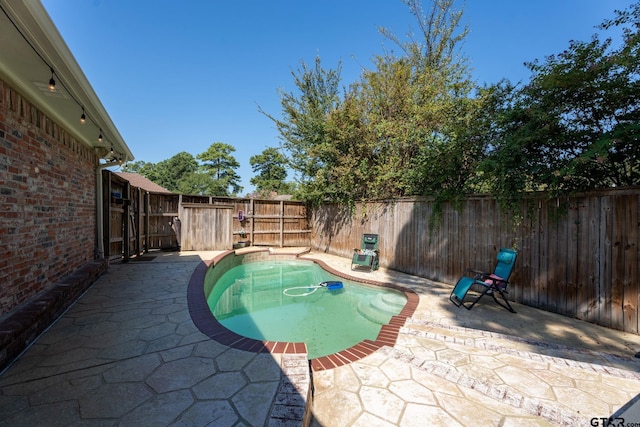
{"left": 174, "top": 196, "right": 311, "bottom": 250}
{"left": 310, "top": 187, "right": 640, "bottom": 334}
{"left": 102, "top": 171, "right": 311, "bottom": 259}
{"left": 104, "top": 171, "right": 639, "bottom": 334}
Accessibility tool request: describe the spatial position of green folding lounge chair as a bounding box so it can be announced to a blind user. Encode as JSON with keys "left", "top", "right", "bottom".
{"left": 450, "top": 248, "right": 517, "bottom": 312}
{"left": 352, "top": 233, "right": 380, "bottom": 271}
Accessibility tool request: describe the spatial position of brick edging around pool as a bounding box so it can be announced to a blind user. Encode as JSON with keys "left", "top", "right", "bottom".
{"left": 186, "top": 248, "right": 419, "bottom": 371}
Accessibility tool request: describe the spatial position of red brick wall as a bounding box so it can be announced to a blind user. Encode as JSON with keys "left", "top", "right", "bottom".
{"left": 0, "top": 79, "right": 99, "bottom": 316}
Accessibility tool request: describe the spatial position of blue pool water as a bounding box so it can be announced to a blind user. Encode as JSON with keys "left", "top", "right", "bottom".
{"left": 206, "top": 260, "right": 407, "bottom": 359}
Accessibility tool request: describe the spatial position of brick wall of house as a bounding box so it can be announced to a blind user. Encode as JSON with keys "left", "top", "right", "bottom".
{"left": 0, "top": 78, "right": 99, "bottom": 316}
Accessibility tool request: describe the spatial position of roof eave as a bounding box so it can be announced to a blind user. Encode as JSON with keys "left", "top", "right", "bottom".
{"left": 0, "top": 0, "right": 134, "bottom": 163}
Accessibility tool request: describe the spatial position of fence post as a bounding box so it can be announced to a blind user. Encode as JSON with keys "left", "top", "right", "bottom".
{"left": 280, "top": 200, "right": 284, "bottom": 247}
{"left": 102, "top": 170, "right": 111, "bottom": 258}
{"left": 250, "top": 198, "right": 255, "bottom": 245}
{"left": 144, "top": 191, "right": 150, "bottom": 253}
{"left": 122, "top": 181, "right": 130, "bottom": 262}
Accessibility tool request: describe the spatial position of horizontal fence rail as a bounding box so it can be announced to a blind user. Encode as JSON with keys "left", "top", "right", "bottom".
{"left": 310, "top": 187, "right": 640, "bottom": 335}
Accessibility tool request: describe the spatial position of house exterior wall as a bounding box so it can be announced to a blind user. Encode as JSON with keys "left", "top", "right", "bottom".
{"left": 0, "top": 78, "right": 98, "bottom": 316}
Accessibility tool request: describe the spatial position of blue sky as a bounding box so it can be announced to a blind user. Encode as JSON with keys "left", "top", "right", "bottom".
{"left": 41, "top": 0, "right": 630, "bottom": 195}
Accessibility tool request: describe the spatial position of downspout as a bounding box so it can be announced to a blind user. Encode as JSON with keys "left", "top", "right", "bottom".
{"left": 95, "top": 158, "right": 124, "bottom": 260}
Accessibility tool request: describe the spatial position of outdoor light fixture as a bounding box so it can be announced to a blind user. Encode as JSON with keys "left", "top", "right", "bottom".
{"left": 48, "top": 68, "right": 55, "bottom": 91}
{"left": 1, "top": 3, "right": 129, "bottom": 160}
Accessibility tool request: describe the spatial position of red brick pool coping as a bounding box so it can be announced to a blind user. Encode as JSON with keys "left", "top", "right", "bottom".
{"left": 187, "top": 248, "right": 419, "bottom": 371}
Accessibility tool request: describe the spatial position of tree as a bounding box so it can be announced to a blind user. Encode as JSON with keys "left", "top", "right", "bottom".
{"left": 260, "top": 56, "right": 343, "bottom": 204}
{"left": 157, "top": 152, "right": 200, "bottom": 192}
{"left": 319, "top": 57, "right": 423, "bottom": 201}
{"left": 477, "top": 1, "right": 640, "bottom": 209}
{"left": 379, "top": 0, "right": 469, "bottom": 73}
{"left": 249, "top": 147, "right": 294, "bottom": 195}
{"left": 121, "top": 145, "right": 243, "bottom": 196}
{"left": 262, "top": 0, "right": 473, "bottom": 206}
{"left": 321, "top": 0, "right": 473, "bottom": 203}
{"left": 122, "top": 152, "right": 200, "bottom": 192}
{"left": 176, "top": 172, "right": 219, "bottom": 196}
{"left": 121, "top": 160, "right": 156, "bottom": 177}
{"left": 379, "top": 0, "right": 475, "bottom": 199}
{"left": 197, "top": 142, "right": 243, "bottom": 196}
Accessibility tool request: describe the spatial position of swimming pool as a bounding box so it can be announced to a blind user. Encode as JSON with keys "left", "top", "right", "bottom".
{"left": 206, "top": 259, "right": 408, "bottom": 359}
{"left": 187, "top": 250, "right": 419, "bottom": 369}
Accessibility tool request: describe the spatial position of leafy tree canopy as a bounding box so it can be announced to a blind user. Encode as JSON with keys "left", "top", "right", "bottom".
{"left": 197, "top": 142, "right": 243, "bottom": 196}
{"left": 122, "top": 152, "right": 199, "bottom": 193}
{"left": 262, "top": 0, "right": 639, "bottom": 212}
{"left": 249, "top": 147, "right": 296, "bottom": 196}
{"left": 262, "top": 0, "right": 474, "bottom": 207}
{"left": 477, "top": 1, "right": 640, "bottom": 210}
{"left": 122, "top": 144, "right": 242, "bottom": 196}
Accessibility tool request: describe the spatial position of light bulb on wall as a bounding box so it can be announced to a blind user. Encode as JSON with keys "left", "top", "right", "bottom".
{"left": 80, "top": 108, "right": 86, "bottom": 124}
{"left": 48, "top": 68, "right": 55, "bottom": 92}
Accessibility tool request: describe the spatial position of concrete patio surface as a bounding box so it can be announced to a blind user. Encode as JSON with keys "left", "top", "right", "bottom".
{"left": 1, "top": 249, "right": 639, "bottom": 426}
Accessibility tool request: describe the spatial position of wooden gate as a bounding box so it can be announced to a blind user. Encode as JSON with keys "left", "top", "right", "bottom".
{"left": 179, "top": 203, "right": 234, "bottom": 250}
